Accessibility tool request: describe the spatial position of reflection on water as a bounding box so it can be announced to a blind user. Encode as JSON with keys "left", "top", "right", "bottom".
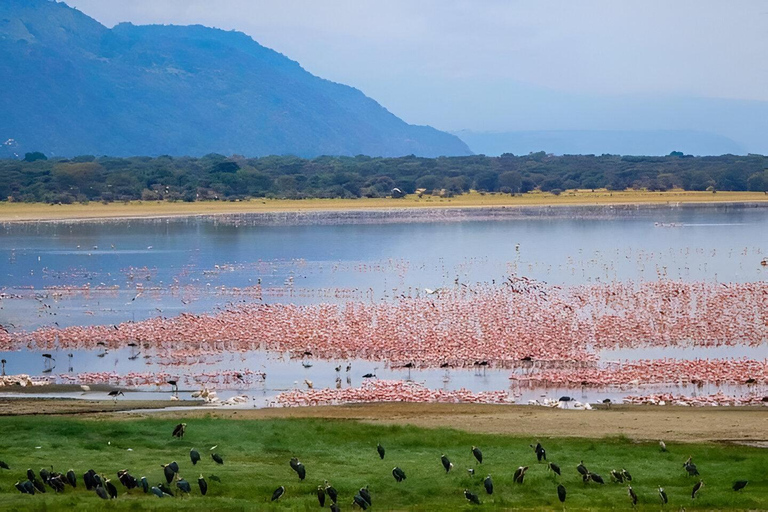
{"left": 2, "top": 205, "right": 767, "bottom": 405}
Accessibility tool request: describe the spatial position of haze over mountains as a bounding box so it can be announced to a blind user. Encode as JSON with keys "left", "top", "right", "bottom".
{"left": 0, "top": 0, "right": 470, "bottom": 158}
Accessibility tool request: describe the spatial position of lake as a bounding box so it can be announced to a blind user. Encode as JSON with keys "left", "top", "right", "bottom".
{"left": 1, "top": 204, "right": 766, "bottom": 406}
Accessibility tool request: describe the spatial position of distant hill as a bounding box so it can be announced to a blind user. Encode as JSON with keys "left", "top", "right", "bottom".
{"left": 455, "top": 130, "right": 746, "bottom": 157}
{"left": 0, "top": 0, "right": 471, "bottom": 158}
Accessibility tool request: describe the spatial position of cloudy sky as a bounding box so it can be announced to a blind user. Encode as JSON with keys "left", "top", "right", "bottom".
{"left": 65, "top": 0, "right": 768, "bottom": 135}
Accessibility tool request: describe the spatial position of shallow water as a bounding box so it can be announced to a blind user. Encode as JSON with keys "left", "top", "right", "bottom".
{"left": 1, "top": 205, "right": 767, "bottom": 403}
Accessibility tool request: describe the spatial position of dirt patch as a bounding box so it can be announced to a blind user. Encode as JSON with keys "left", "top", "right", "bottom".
{"left": 102, "top": 402, "right": 768, "bottom": 443}
{"left": 3, "top": 399, "right": 766, "bottom": 443}
{"left": 0, "top": 397, "right": 201, "bottom": 416}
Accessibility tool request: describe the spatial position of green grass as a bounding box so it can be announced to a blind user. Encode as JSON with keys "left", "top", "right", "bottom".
{"left": 0, "top": 416, "right": 765, "bottom": 510}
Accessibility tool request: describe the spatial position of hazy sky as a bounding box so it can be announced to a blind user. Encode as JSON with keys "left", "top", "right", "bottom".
{"left": 64, "top": 0, "right": 768, "bottom": 133}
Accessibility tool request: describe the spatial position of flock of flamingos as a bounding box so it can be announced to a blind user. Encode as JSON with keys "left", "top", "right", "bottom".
{"left": 1, "top": 270, "right": 766, "bottom": 408}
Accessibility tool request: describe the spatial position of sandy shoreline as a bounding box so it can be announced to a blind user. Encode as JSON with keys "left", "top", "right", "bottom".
{"left": 2, "top": 191, "right": 767, "bottom": 223}
{"left": 2, "top": 398, "right": 766, "bottom": 443}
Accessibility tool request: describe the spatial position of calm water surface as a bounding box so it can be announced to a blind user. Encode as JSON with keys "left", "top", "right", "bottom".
{"left": 1, "top": 205, "right": 766, "bottom": 404}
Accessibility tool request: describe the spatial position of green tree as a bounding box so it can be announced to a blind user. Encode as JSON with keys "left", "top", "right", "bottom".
{"left": 23, "top": 152, "right": 47, "bottom": 162}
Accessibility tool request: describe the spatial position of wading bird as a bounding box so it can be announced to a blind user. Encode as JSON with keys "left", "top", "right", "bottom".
{"left": 659, "top": 486, "right": 668, "bottom": 504}
{"left": 692, "top": 480, "right": 704, "bottom": 499}
{"left": 353, "top": 493, "right": 370, "bottom": 509}
{"left": 95, "top": 485, "right": 109, "bottom": 499}
{"left": 513, "top": 466, "right": 529, "bottom": 484}
{"left": 577, "top": 461, "right": 589, "bottom": 477}
{"left": 733, "top": 480, "right": 748, "bottom": 491}
{"left": 590, "top": 472, "right": 605, "bottom": 484}
{"left": 531, "top": 442, "right": 546, "bottom": 462}
{"left": 317, "top": 485, "right": 326, "bottom": 506}
{"left": 172, "top": 423, "right": 187, "bottom": 438}
{"left": 557, "top": 484, "right": 566, "bottom": 503}
{"left": 377, "top": 443, "right": 385, "bottom": 459}
{"left": 176, "top": 476, "right": 191, "bottom": 494}
{"left": 472, "top": 446, "right": 483, "bottom": 464}
{"left": 441, "top": 454, "right": 453, "bottom": 473}
{"left": 66, "top": 470, "right": 76, "bottom": 487}
{"left": 484, "top": 475, "right": 493, "bottom": 494}
{"left": 198, "top": 475, "right": 208, "bottom": 495}
{"left": 392, "top": 467, "right": 406, "bottom": 482}
{"left": 628, "top": 485, "right": 638, "bottom": 506}
{"left": 325, "top": 480, "right": 338, "bottom": 503}
{"left": 212, "top": 453, "right": 224, "bottom": 465}
{"left": 108, "top": 390, "right": 124, "bottom": 402}
{"left": 359, "top": 486, "right": 372, "bottom": 507}
{"left": 548, "top": 462, "right": 561, "bottom": 476}
{"left": 105, "top": 478, "right": 118, "bottom": 499}
{"left": 611, "top": 470, "right": 625, "bottom": 483}
{"left": 190, "top": 449, "right": 201, "bottom": 465}
{"left": 464, "top": 489, "right": 481, "bottom": 505}
{"left": 140, "top": 476, "right": 149, "bottom": 494}
{"left": 162, "top": 465, "right": 175, "bottom": 484}
{"left": 289, "top": 457, "right": 306, "bottom": 480}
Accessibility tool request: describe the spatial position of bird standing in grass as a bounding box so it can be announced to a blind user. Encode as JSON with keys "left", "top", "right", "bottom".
{"left": 198, "top": 475, "right": 208, "bottom": 496}
{"left": 271, "top": 485, "right": 285, "bottom": 501}
{"left": 353, "top": 493, "right": 370, "bottom": 509}
{"left": 172, "top": 423, "right": 186, "bottom": 438}
{"left": 176, "top": 476, "right": 191, "bottom": 495}
{"left": 0, "top": 460, "right": 9, "bottom": 470}
{"left": 577, "top": 461, "right": 588, "bottom": 477}
{"left": 190, "top": 449, "right": 201, "bottom": 465}
{"left": 162, "top": 465, "right": 175, "bottom": 484}
{"left": 441, "top": 454, "right": 453, "bottom": 472}
{"left": 658, "top": 486, "right": 668, "bottom": 505}
{"left": 472, "top": 446, "right": 483, "bottom": 464}
{"left": 464, "top": 489, "right": 481, "bottom": 504}
{"left": 557, "top": 484, "right": 566, "bottom": 503}
{"left": 692, "top": 480, "right": 704, "bottom": 499}
{"left": 289, "top": 457, "right": 306, "bottom": 481}
{"left": 531, "top": 442, "right": 546, "bottom": 462}
{"left": 484, "top": 475, "right": 493, "bottom": 495}
{"left": 358, "top": 486, "right": 372, "bottom": 507}
{"left": 212, "top": 453, "right": 224, "bottom": 465}
{"left": 377, "top": 443, "right": 385, "bottom": 460}
{"left": 659, "top": 440, "right": 667, "bottom": 452}
{"left": 733, "top": 480, "right": 748, "bottom": 491}
{"left": 325, "top": 480, "right": 338, "bottom": 504}
{"left": 140, "top": 476, "right": 149, "bottom": 494}
{"left": 105, "top": 478, "right": 118, "bottom": 499}
{"left": 65, "top": 470, "right": 76, "bottom": 487}
{"left": 392, "top": 467, "right": 406, "bottom": 482}
{"left": 622, "top": 469, "right": 632, "bottom": 482}
{"left": 628, "top": 485, "right": 638, "bottom": 507}
{"left": 513, "top": 466, "right": 529, "bottom": 484}
{"left": 548, "top": 462, "right": 561, "bottom": 476}
{"left": 316, "top": 485, "right": 326, "bottom": 506}
{"left": 95, "top": 485, "right": 109, "bottom": 499}
{"left": 611, "top": 470, "right": 624, "bottom": 483}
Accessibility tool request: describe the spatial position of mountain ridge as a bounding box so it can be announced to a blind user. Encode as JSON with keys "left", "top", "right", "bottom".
{"left": 0, "top": 0, "right": 471, "bottom": 158}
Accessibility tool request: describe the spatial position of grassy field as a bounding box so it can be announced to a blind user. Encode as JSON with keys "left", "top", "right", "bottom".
{"left": 0, "top": 416, "right": 765, "bottom": 511}
{"left": 1, "top": 189, "right": 767, "bottom": 222}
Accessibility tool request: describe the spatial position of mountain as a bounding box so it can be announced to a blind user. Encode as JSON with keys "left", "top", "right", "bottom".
{"left": 455, "top": 130, "right": 746, "bottom": 157}
{"left": 0, "top": 0, "right": 471, "bottom": 158}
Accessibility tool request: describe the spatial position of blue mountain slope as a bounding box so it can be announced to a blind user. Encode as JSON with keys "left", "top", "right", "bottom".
{"left": 0, "top": 0, "right": 471, "bottom": 158}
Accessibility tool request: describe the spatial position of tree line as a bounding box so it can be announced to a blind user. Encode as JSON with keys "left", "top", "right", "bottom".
{"left": 2, "top": 151, "right": 767, "bottom": 204}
